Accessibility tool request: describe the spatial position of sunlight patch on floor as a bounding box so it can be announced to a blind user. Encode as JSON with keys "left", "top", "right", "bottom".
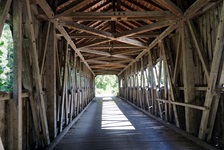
{"left": 101, "top": 97, "right": 135, "bottom": 130}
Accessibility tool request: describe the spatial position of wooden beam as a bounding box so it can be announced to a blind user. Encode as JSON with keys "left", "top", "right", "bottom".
{"left": 61, "top": 11, "right": 175, "bottom": 20}
{"left": 77, "top": 39, "right": 111, "bottom": 48}
{"left": 69, "top": 33, "right": 104, "bottom": 39}
{"left": 79, "top": 48, "right": 111, "bottom": 56}
{"left": 60, "top": 21, "right": 114, "bottom": 39}
{"left": 46, "top": 23, "right": 57, "bottom": 140}
{"left": 25, "top": 0, "right": 50, "bottom": 145}
{"left": 182, "top": 25, "right": 197, "bottom": 135}
{"left": 111, "top": 49, "right": 142, "bottom": 55}
{"left": 79, "top": 48, "right": 134, "bottom": 60}
{"left": 117, "top": 37, "right": 148, "bottom": 48}
{"left": 56, "top": 0, "right": 92, "bottom": 18}
{"left": 88, "top": 44, "right": 142, "bottom": 49}
{"left": 60, "top": 21, "right": 148, "bottom": 48}
{"left": 153, "top": 0, "right": 183, "bottom": 16}
{"left": 187, "top": 20, "right": 210, "bottom": 79}
{"left": 36, "top": 0, "right": 54, "bottom": 18}
{"left": 198, "top": 0, "right": 224, "bottom": 140}
{"left": 157, "top": 99, "right": 206, "bottom": 111}
{"left": 172, "top": 32, "right": 181, "bottom": 83}
{"left": 90, "top": 64, "right": 126, "bottom": 68}
{"left": 0, "top": 0, "right": 12, "bottom": 37}
{"left": 116, "top": 20, "right": 174, "bottom": 38}
{"left": 13, "top": 0, "right": 23, "bottom": 148}
{"left": 184, "top": 0, "right": 210, "bottom": 19}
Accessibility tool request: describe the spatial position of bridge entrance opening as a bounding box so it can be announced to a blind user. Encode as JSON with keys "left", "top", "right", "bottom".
{"left": 95, "top": 75, "right": 118, "bottom": 97}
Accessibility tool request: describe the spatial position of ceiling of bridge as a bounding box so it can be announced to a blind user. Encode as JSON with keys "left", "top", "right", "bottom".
{"left": 50, "top": 0, "right": 193, "bottom": 75}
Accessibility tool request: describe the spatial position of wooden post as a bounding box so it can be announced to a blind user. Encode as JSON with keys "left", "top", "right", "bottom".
{"left": 59, "top": 38, "right": 68, "bottom": 132}
{"left": 46, "top": 23, "right": 57, "bottom": 140}
{"left": 13, "top": 0, "right": 23, "bottom": 149}
{"left": 182, "top": 25, "right": 197, "bottom": 135}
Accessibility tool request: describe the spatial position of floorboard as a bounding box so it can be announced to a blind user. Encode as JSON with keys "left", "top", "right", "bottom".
{"left": 54, "top": 97, "right": 207, "bottom": 150}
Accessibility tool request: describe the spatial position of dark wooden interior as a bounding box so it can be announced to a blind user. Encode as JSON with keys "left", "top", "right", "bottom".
{"left": 0, "top": 0, "right": 224, "bottom": 149}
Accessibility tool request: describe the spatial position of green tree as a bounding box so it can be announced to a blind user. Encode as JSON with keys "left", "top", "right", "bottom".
{"left": 0, "top": 24, "right": 13, "bottom": 91}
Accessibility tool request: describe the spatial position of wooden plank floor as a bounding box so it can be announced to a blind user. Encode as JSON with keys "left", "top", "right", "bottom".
{"left": 54, "top": 97, "right": 207, "bottom": 150}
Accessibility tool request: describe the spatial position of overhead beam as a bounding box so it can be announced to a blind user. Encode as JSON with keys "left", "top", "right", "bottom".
{"left": 59, "top": 21, "right": 114, "bottom": 39}
{"left": 88, "top": 44, "right": 143, "bottom": 49}
{"left": 79, "top": 48, "right": 134, "bottom": 60}
{"left": 153, "top": 0, "right": 183, "bottom": 16}
{"left": 61, "top": 11, "right": 175, "bottom": 21}
{"left": 116, "top": 37, "right": 148, "bottom": 48}
{"left": 56, "top": 0, "right": 92, "bottom": 17}
{"left": 68, "top": 32, "right": 160, "bottom": 39}
{"left": 77, "top": 39, "right": 111, "bottom": 48}
{"left": 116, "top": 20, "right": 174, "bottom": 38}
{"left": 60, "top": 21, "right": 148, "bottom": 48}
{"left": 111, "top": 49, "right": 143, "bottom": 55}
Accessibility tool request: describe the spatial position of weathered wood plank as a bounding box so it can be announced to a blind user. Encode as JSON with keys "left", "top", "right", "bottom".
{"left": 46, "top": 23, "right": 57, "bottom": 140}
{"left": 182, "top": 25, "right": 197, "bottom": 135}
{"left": 13, "top": 0, "right": 23, "bottom": 149}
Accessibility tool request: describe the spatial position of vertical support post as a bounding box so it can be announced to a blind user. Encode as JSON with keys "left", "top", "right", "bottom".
{"left": 59, "top": 38, "right": 68, "bottom": 132}
{"left": 46, "top": 23, "right": 57, "bottom": 140}
{"left": 13, "top": 0, "right": 23, "bottom": 149}
{"left": 182, "top": 25, "right": 197, "bottom": 134}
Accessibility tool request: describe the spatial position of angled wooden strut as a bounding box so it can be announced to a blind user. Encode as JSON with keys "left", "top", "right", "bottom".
{"left": 25, "top": 0, "right": 50, "bottom": 145}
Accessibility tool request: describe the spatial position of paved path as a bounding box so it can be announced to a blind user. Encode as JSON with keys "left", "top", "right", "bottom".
{"left": 54, "top": 97, "right": 207, "bottom": 150}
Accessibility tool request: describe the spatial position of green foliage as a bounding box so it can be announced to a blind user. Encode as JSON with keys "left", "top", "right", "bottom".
{"left": 0, "top": 24, "right": 13, "bottom": 92}
{"left": 95, "top": 75, "right": 118, "bottom": 96}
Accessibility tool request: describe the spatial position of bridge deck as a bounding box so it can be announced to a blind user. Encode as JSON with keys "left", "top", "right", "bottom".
{"left": 54, "top": 97, "right": 207, "bottom": 150}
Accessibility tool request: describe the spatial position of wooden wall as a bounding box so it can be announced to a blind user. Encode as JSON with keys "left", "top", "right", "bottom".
{"left": 0, "top": 1, "right": 95, "bottom": 149}
{"left": 118, "top": 2, "right": 224, "bottom": 148}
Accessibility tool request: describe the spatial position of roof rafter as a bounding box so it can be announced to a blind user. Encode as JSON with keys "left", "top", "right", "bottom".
{"left": 152, "top": 0, "right": 183, "bottom": 16}
{"left": 60, "top": 20, "right": 148, "bottom": 48}
{"left": 116, "top": 20, "right": 174, "bottom": 38}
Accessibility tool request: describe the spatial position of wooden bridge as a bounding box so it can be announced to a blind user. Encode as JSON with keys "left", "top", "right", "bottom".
{"left": 0, "top": 0, "right": 224, "bottom": 149}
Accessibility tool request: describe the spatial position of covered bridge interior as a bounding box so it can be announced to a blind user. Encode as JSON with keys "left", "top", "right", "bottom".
{"left": 0, "top": 0, "right": 224, "bottom": 149}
